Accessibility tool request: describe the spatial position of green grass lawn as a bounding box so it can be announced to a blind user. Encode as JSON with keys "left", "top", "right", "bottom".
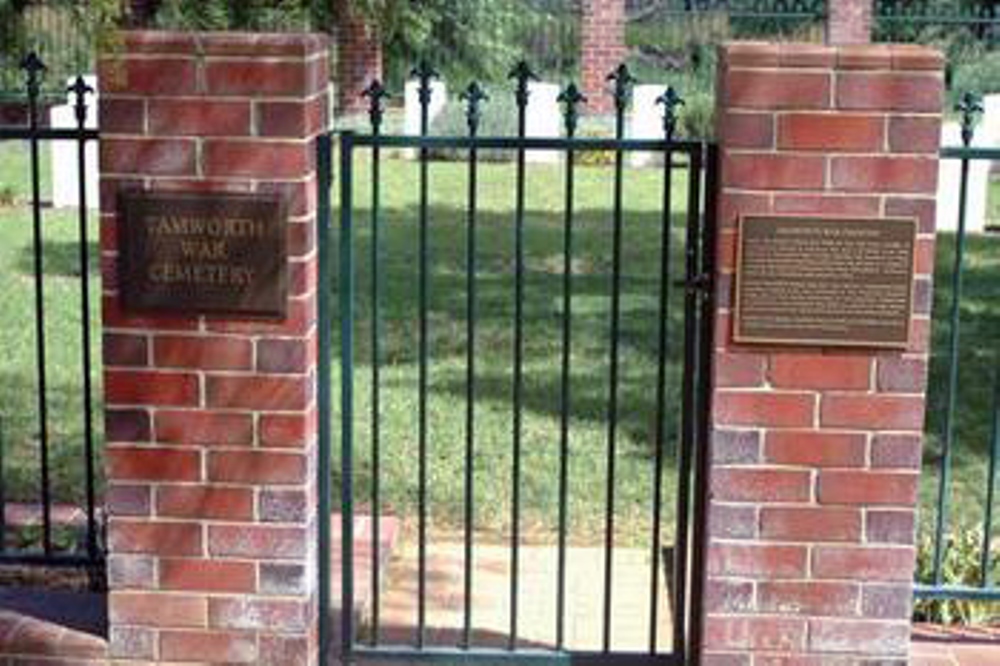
{"left": 0, "top": 142, "right": 998, "bottom": 553}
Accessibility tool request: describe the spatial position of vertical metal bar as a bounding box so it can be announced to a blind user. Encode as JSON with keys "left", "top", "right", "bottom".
{"left": 688, "top": 143, "right": 719, "bottom": 666}
{"left": 556, "top": 82, "right": 584, "bottom": 652}
{"left": 362, "top": 80, "right": 389, "bottom": 647}
{"left": 341, "top": 131, "right": 358, "bottom": 657}
{"left": 982, "top": 360, "right": 1000, "bottom": 587}
{"left": 648, "top": 98, "right": 678, "bottom": 654}
{"left": 674, "top": 146, "right": 704, "bottom": 656}
{"left": 933, "top": 153, "right": 972, "bottom": 585}
{"left": 23, "top": 54, "right": 51, "bottom": 554}
{"left": 316, "top": 132, "right": 334, "bottom": 665}
{"left": 70, "top": 77, "right": 97, "bottom": 563}
{"left": 460, "top": 82, "right": 487, "bottom": 650}
{"left": 413, "top": 62, "right": 436, "bottom": 649}
{"left": 508, "top": 61, "right": 535, "bottom": 650}
{"left": 603, "top": 64, "right": 634, "bottom": 653}
{"left": 936, "top": 95, "right": 982, "bottom": 585}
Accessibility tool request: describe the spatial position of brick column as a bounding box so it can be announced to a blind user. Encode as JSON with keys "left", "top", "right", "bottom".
{"left": 581, "top": 0, "right": 626, "bottom": 115}
{"left": 828, "top": 0, "right": 873, "bottom": 45}
{"left": 703, "top": 42, "right": 943, "bottom": 663}
{"left": 98, "top": 31, "right": 327, "bottom": 664}
{"left": 336, "top": 4, "right": 382, "bottom": 114}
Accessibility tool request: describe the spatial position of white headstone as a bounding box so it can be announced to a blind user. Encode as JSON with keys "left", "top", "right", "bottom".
{"left": 525, "top": 81, "right": 561, "bottom": 164}
{"left": 404, "top": 79, "right": 446, "bottom": 158}
{"left": 630, "top": 84, "right": 667, "bottom": 167}
{"left": 937, "top": 120, "right": 991, "bottom": 234}
{"left": 50, "top": 75, "right": 99, "bottom": 209}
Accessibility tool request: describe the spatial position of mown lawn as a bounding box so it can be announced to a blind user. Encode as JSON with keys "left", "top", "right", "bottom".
{"left": 0, "top": 139, "right": 998, "bottom": 552}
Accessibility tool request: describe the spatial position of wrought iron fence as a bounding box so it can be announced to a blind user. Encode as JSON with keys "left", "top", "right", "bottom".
{"left": 0, "top": 2, "right": 91, "bottom": 100}
{"left": 0, "top": 54, "right": 103, "bottom": 587}
{"left": 915, "top": 93, "right": 1000, "bottom": 609}
{"left": 318, "top": 61, "right": 716, "bottom": 663}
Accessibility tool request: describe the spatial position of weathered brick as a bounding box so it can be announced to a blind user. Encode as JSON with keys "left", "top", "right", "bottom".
{"left": 155, "top": 411, "right": 255, "bottom": 447}
{"left": 207, "top": 450, "right": 307, "bottom": 485}
{"left": 160, "top": 629, "right": 257, "bottom": 663}
{"left": 866, "top": 510, "right": 916, "bottom": 544}
{"left": 871, "top": 434, "right": 923, "bottom": 469}
{"left": 818, "top": 470, "right": 918, "bottom": 506}
{"left": 710, "top": 503, "right": 758, "bottom": 539}
{"left": 889, "top": 115, "right": 941, "bottom": 153}
{"left": 154, "top": 335, "right": 253, "bottom": 370}
{"left": 712, "top": 469, "right": 811, "bottom": 503}
{"left": 862, "top": 584, "right": 912, "bottom": 619}
{"left": 764, "top": 431, "right": 867, "bottom": 468}
{"left": 100, "top": 138, "right": 197, "bottom": 176}
{"left": 156, "top": 487, "right": 254, "bottom": 520}
{"left": 259, "top": 489, "right": 308, "bottom": 523}
{"left": 707, "top": 543, "right": 808, "bottom": 578}
{"left": 148, "top": 99, "right": 251, "bottom": 136}
{"left": 257, "top": 338, "right": 309, "bottom": 374}
{"left": 108, "top": 555, "right": 156, "bottom": 590}
{"left": 836, "top": 72, "right": 944, "bottom": 112}
{"left": 705, "top": 616, "right": 806, "bottom": 652}
{"left": 807, "top": 618, "right": 910, "bottom": 654}
{"left": 876, "top": 356, "right": 928, "bottom": 393}
{"left": 160, "top": 558, "right": 257, "bottom": 593}
{"left": 715, "top": 352, "right": 766, "bottom": 387}
{"left": 203, "top": 140, "right": 312, "bottom": 178}
{"left": 109, "top": 625, "right": 156, "bottom": 660}
{"left": 260, "top": 563, "right": 307, "bottom": 596}
{"left": 104, "top": 333, "right": 149, "bottom": 367}
{"left": 259, "top": 413, "right": 312, "bottom": 447}
{"left": 105, "top": 484, "right": 152, "bottom": 517}
{"left": 257, "top": 96, "right": 327, "bottom": 137}
{"left": 725, "top": 70, "right": 831, "bottom": 110}
{"left": 721, "top": 112, "right": 775, "bottom": 148}
{"left": 760, "top": 507, "right": 861, "bottom": 542}
{"left": 208, "top": 598, "right": 308, "bottom": 632}
{"left": 830, "top": 155, "right": 937, "bottom": 192}
{"left": 705, "top": 579, "right": 755, "bottom": 613}
{"left": 100, "top": 98, "right": 146, "bottom": 134}
{"left": 723, "top": 154, "right": 826, "bottom": 190}
{"left": 259, "top": 634, "right": 310, "bottom": 666}
{"left": 778, "top": 113, "right": 884, "bottom": 152}
{"left": 109, "top": 520, "right": 202, "bottom": 556}
{"left": 712, "top": 430, "right": 761, "bottom": 465}
{"left": 100, "top": 57, "right": 198, "bottom": 96}
{"left": 769, "top": 354, "right": 871, "bottom": 390}
{"left": 758, "top": 581, "right": 859, "bottom": 616}
{"left": 105, "top": 370, "right": 199, "bottom": 407}
{"left": 772, "top": 193, "right": 881, "bottom": 217}
{"left": 715, "top": 391, "right": 816, "bottom": 428}
{"left": 821, "top": 394, "right": 925, "bottom": 430}
{"left": 105, "top": 409, "right": 151, "bottom": 442}
{"left": 110, "top": 591, "right": 207, "bottom": 627}
{"left": 106, "top": 447, "right": 201, "bottom": 482}
{"left": 209, "top": 525, "right": 307, "bottom": 559}
{"left": 812, "top": 546, "right": 916, "bottom": 581}
{"left": 205, "top": 59, "right": 324, "bottom": 96}
{"left": 206, "top": 375, "right": 311, "bottom": 410}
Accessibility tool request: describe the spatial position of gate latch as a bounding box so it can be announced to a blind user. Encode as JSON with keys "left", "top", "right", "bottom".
{"left": 675, "top": 273, "right": 713, "bottom": 294}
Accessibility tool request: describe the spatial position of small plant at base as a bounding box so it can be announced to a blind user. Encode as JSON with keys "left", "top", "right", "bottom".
{"left": 914, "top": 525, "right": 1000, "bottom": 625}
{"left": 0, "top": 186, "right": 15, "bottom": 207}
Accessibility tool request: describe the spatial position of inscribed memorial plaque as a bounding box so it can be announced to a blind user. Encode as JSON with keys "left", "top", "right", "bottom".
{"left": 733, "top": 216, "right": 917, "bottom": 348}
{"left": 119, "top": 191, "right": 287, "bottom": 318}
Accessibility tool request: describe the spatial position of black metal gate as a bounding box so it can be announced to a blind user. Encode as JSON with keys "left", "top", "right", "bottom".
{"left": 317, "top": 62, "right": 716, "bottom": 664}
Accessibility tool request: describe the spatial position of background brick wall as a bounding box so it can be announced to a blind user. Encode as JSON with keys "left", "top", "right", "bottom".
{"left": 703, "top": 42, "right": 943, "bottom": 664}
{"left": 98, "top": 31, "right": 327, "bottom": 665}
{"left": 828, "top": 0, "right": 874, "bottom": 45}
{"left": 581, "top": 0, "right": 626, "bottom": 114}
{"left": 335, "top": 3, "right": 382, "bottom": 113}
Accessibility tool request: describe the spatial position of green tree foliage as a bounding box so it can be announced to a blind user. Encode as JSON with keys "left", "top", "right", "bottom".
{"left": 153, "top": 0, "right": 314, "bottom": 32}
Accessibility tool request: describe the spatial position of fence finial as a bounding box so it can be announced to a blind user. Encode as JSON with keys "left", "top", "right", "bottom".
{"left": 656, "top": 86, "right": 685, "bottom": 143}
{"left": 957, "top": 92, "right": 984, "bottom": 147}
{"left": 508, "top": 60, "right": 538, "bottom": 110}
{"left": 68, "top": 76, "right": 94, "bottom": 126}
{"left": 20, "top": 52, "right": 46, "bottom": 98}
{"left": 410, "top": 61, "right": 439, "bottom": 104}
{"left": 607, "top": 63, "right": 636, "bottom": 114}
{"left": 557, "top": 82, "right": 587, "bottom": 138}
{"left": 460, "top": 81, "right": 489, "bottom": 136}
{"left": 361, "top": 79, "right": 390, "bottom": 134}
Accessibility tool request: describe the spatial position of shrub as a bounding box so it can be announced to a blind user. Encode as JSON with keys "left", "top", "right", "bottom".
{"left": 428, "top": 91, "right": 522, "bottom": 162}
{"left": 0, "top": 186, "right": 15, "bottom": 207}
{"left": 949, "top": 50, "right": 1000, "bottom": 107}
{"left": 913, "top": 525, "right": 1000, "bottom": 625}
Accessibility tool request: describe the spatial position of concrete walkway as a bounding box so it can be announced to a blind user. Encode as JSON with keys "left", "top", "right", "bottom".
{"left": 912, "top": 624, "right": 1000, "bottom": 665}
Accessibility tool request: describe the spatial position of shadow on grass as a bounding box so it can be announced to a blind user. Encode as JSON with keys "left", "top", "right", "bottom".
{"left": 15, "top": 239, "right": 100, "bottom": 278}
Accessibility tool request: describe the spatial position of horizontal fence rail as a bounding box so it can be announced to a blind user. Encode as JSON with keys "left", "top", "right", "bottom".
{"left": 0, "top": 53, "right": 103, "bottom": 587}
{"left": 319, "top": 60, "right": 715, "bottom": 664}
{"left": 916, "top": 93, "right": 1000, "bottom": 609}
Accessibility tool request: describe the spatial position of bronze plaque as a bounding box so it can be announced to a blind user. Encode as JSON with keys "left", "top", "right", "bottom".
{"left": 119, "top": 191, "right": 287, "bottom": 318}
{"left": 734, "top": 216, "right": 917, "bottom": 348}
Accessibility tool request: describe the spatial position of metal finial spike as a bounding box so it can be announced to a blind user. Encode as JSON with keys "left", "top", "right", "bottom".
{"left": 656, "top": 86, "right": 685, "bottom": 142}
{"left": 20, "top": 52, "right": 46, "bottom": 94}
{"left": 410, "top": 60, "right": 439, "bottom": 104}
{"left": 68, "top": 76, "right": 95, "bottom": 125}
{"left": 957, "top": 92, "right": 984, "bottom": 147}
{"left": 460, "top": 81, "right": 489, "bottom": 135}
{"left": 557, "top": 82, "right": 587, "bottom": 137}
{"left": 361, "top": 79, "right": 390, "bottom": 132}
{"left": 508, "top": 60, "right": 538, "bottom": 108}
{"left": 607, "top": 63, "right": 637, "bottom": 111}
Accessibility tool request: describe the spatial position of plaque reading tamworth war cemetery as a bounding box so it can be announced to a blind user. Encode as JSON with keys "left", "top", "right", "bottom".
{"left": 734, "top": 216, "right": 917, "bottom": 348}
{"left": 119, "top": 191, "right": 287, "bottom": 318}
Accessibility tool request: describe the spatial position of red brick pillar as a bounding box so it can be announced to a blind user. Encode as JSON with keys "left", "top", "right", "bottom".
{"left": 98, "top": 32, "right": 328, "bottom": 664}
{"left": 336, "top": 4, "right": 382, "bottom": 113}
{"left": 828, "top": 0, "right": 873, "bottom": 45}
{"left": 703, "top": 42, "right": 943, "bottom": 663}
{"left": 581, "top": 0, "right": 626, "bottom": 114}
